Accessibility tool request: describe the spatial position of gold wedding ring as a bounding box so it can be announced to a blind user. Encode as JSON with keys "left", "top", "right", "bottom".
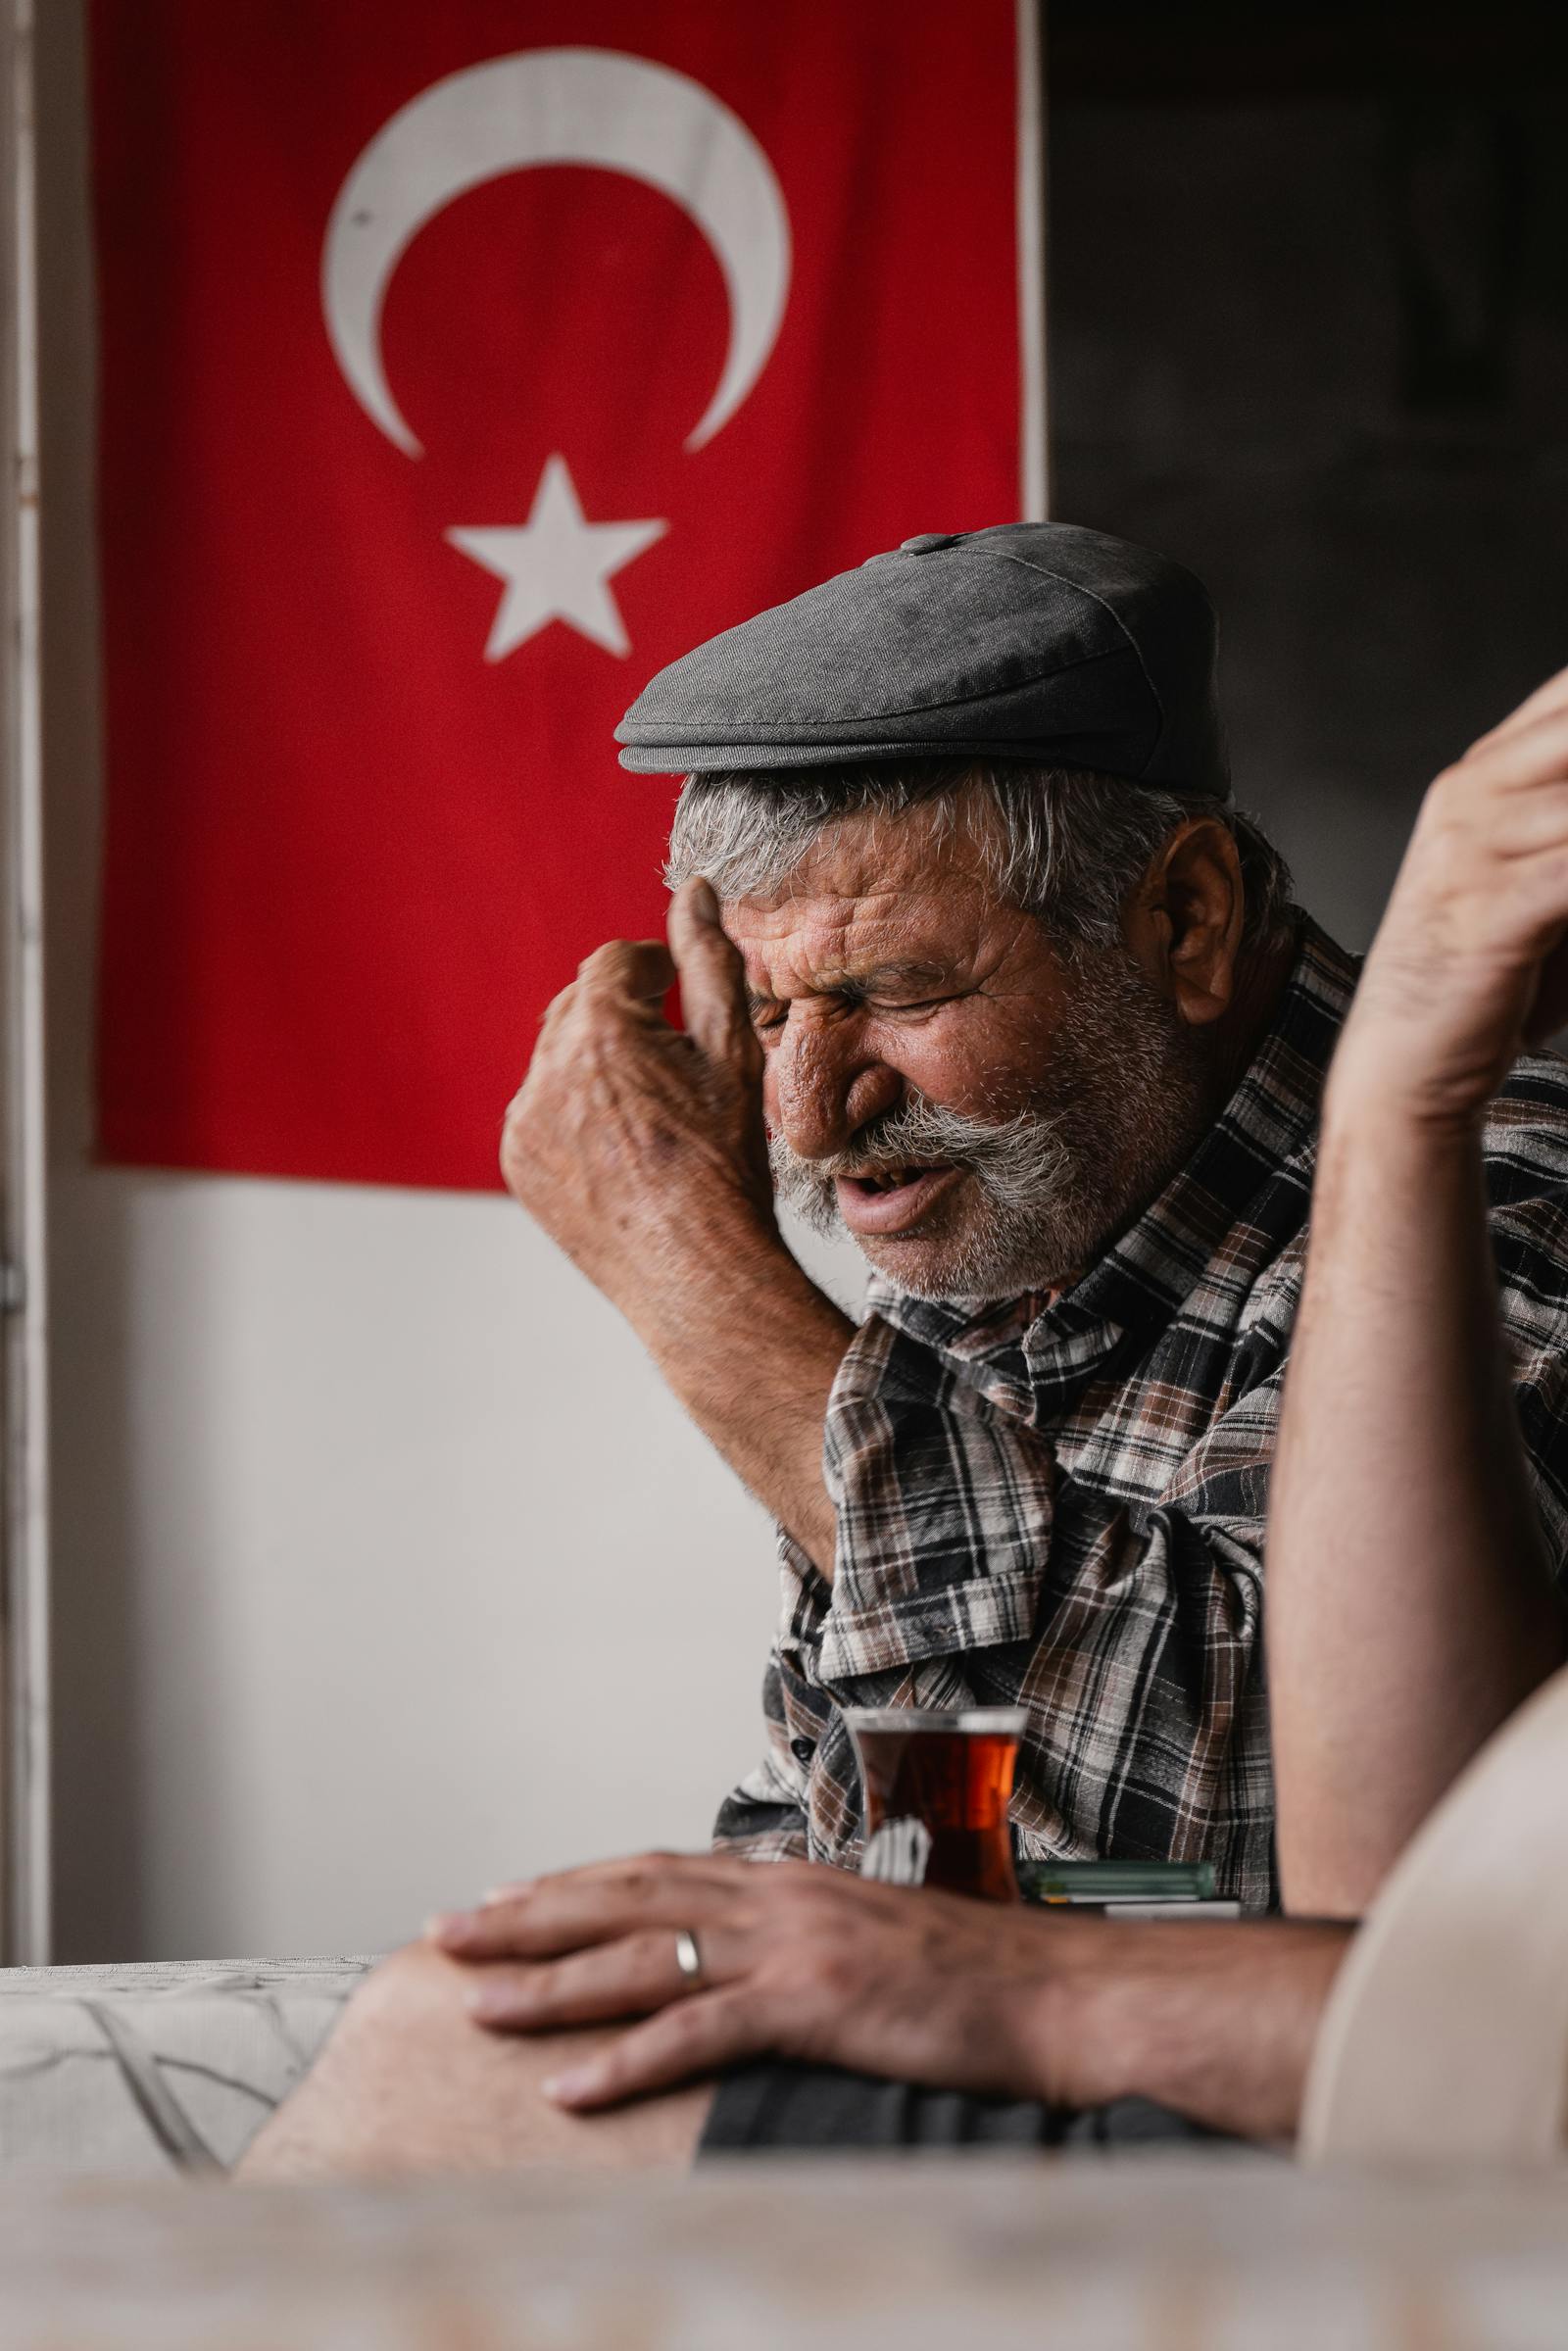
{"left": 672, "top": 1927, "right": 704, "bottom": 1990}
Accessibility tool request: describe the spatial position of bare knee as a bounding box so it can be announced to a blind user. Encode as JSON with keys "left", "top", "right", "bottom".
{"left": 345, "top": 1938, "right": 473, "bottom": 2037}
{"left": 235, "top": 1941, "right": 465, "bottom": 2180}
{"left": 236, "top": 1939, "right": 712, "bottom": 2181}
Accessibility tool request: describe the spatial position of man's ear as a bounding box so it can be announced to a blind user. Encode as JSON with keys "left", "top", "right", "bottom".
{"left": 1125, "top": 818, "right": 1246, "bottom": 1027}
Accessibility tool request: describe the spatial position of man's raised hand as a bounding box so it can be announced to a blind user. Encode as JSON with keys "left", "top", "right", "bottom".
{"left": 500, "top": 877, "right": 778, "bottom": 1316}
{"left": 1333, "top": 665, "right": 1568, "bottom": 1129}
{"left": 666, "top": 877, "right": 766, "bottom": 1097}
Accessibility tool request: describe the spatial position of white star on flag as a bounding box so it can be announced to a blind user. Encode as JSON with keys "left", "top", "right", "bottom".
{"left": 446, "top": 456, "right": 667, "bottom": 661}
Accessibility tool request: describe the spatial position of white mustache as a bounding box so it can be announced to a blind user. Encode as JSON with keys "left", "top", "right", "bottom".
{"left": 769, "top": 1097, "right": 1071, "bottom": 1230}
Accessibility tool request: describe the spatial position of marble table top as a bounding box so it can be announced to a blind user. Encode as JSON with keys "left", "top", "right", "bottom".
{"left": 3, "top": 2151, "right": 1568, "bottom": 2349}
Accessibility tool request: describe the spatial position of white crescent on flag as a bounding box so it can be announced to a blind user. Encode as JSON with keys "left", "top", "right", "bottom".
{"left": 320, "top": 45, "right": 794, "bottom": 462}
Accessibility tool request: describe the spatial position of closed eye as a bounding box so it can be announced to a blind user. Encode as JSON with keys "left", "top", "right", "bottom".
{"left": 859, "top": 994, "right": 966, "bottom": 1022}
{"left": 750, "top": 993, "right": 956, "bottom": 1033}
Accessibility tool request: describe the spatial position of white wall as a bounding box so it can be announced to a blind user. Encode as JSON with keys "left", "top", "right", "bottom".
{"left": 50, "top": 1163, "right": 859, "bottom": 1960}
{"left": 38, "top": 1, "right": 863, "bottom": 1962}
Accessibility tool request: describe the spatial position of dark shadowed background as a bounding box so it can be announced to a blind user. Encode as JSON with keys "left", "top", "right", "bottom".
{"left": 1049, "top": 0, "right": 1568, "bottom": 949}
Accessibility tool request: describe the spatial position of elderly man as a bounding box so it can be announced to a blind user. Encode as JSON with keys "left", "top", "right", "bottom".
{"left": 499, "top": 522, "right": 1568, "bottom": 1912}
{"left": 243, "top": 530, "right": 1568, "bottom": 2174}
{"left": 510, "top": 525, "right": 1308, "bottom": 1908}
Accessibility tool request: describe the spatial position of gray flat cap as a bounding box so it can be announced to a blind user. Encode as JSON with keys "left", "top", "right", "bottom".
{"left": 615, "top": 520, "right": 1229, "bottom": 798}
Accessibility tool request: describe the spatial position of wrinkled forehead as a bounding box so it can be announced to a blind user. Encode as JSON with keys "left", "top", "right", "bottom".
{"left": 723, "top": 889, "right": 982, "bottom": 996}
{"left": 719, "top": 813, "right": 1010, "bottom": 996}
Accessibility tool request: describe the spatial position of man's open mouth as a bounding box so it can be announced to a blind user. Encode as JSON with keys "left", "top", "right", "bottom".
{"left": 835, "top": 1163, "right": 962, "bottom": 1235}
{"left": 847, "top": 1164, "right": 944, "bottom": 1194}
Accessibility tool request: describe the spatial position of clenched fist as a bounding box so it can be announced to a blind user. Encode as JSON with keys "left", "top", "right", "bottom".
{"left": 501, "top": 876, "right": 782, "bottom": 1321}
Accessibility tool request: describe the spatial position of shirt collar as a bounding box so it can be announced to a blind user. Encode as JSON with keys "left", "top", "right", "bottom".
{"left": 861, "top": 915, "right": 1358, "bottom": 1364}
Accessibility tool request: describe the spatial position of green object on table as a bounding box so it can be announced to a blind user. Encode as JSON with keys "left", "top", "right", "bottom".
{"left": 1017, "top": 1860, "right": 1216, "bottom": 1905}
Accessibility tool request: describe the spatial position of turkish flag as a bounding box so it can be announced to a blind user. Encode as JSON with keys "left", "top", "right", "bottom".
{"left": 89, "top": 1, "right": 1035, "bottom": 1189}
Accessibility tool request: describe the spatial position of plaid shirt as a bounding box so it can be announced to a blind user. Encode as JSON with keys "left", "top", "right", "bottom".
{"left": 712, "top": 919, "right": 1568, "bottom": 1909}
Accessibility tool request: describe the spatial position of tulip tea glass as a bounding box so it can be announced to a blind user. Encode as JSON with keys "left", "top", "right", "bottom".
{"left": 845, "top": 1707, "right": 1026, "bottom": 1901}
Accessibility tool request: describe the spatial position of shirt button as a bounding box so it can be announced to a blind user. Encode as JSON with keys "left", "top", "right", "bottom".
{"left": 901, "top": 531, "right": 958, "bottom": 554}
{"left": 791, "top": 1738, "right": 816, "bottom": 1766}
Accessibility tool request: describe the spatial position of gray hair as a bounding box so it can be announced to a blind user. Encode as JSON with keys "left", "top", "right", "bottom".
{"left": 664, "top": 760, "right": 1293, "bottom": 952}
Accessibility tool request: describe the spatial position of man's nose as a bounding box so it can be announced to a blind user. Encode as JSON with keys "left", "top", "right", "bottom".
{"left": 769, "top": 1020, "right": 901, "bottom": 1161}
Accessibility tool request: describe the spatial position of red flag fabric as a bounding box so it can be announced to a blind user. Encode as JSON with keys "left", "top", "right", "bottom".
{"left": 89, "top": 1, "right": 1034, "bottom": 1189}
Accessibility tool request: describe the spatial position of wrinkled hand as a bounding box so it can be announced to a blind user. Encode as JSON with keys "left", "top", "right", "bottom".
{"left": 501, "top": 877, "right": 777, "bottom": 1311}
{"left": 426, "top": 1852, "right": 1066, "bottom": 2111}
{"left": 1333, "top": 666, "right": 1568, "bottom": 1128}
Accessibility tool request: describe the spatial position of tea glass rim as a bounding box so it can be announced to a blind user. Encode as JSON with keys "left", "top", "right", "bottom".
{"left": 842, "top": 1707, "right": 1027, "bottom": 1736}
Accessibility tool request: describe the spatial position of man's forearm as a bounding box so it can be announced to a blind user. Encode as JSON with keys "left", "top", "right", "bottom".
{"left": 623, "top": 1220, "right": 853, "bottom": 1577}
{"left": 1040, "top": 1918, "right": 1350, "bottom": 2142}
{"left": 1267, "top": 1098, "right": 1565, "bottom": 1918}
{"left": 504, "top": 881, "right": 853, "bottom": 1576}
